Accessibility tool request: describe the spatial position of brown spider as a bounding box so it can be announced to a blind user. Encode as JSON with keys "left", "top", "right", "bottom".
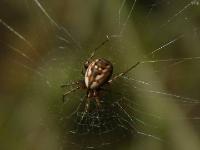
{"left": 61, "top": 36, "right": 140, "bottom": 113}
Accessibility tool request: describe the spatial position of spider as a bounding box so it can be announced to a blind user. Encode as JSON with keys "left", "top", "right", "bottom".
{"left": 61, "top": 35, "right": 140, "bottom": 113}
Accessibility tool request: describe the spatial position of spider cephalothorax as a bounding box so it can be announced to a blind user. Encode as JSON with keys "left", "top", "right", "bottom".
{"left": 61, "top": 36, "right": 140, "bottom": 113}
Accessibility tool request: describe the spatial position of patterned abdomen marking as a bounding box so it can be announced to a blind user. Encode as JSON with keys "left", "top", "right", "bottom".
{"left": 85, "top": 58, "right": 113, "bottom": 89}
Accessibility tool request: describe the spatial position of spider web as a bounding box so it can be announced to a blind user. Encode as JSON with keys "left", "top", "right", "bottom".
{"left": 0, "top": 0, "right": 200, "bottom": 150}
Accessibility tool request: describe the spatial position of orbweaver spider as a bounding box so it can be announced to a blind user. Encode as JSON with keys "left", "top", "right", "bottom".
{"left": 61, "top": 35, "right": 140, "bottom": 113}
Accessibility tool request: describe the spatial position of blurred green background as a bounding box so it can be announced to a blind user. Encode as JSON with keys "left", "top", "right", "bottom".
{"left": 0, "top": 0, "right": 200, "bottom": 150}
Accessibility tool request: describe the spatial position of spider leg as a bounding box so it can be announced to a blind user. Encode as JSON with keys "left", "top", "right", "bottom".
{"left": 85, "top": 98, "right": 90, "bottom": 113}
{"left": 62, "top": 86, "right": 80, "bottom": 102}
{"left": 95, "top": 97, "right": 103, "bottom": 112}
{"left": 61, "top": 80, "right": 86, "bottom": 89}
{"left": 108, "top": 61, "right": 140, "bottom": 83}
{"left": 61, "top": 81, "right": 80, "bottom": 88}
{"left": 80, "top": 97, "right": 90, "bottom": 121}
{"left": 93, "top": 90, "right": 102, "bottom": 109}
{"left": 95, "top": 97, "right": 101, "bottom": 107}
{"left": 87, "top": 35, "right": 110, "bottom": 61}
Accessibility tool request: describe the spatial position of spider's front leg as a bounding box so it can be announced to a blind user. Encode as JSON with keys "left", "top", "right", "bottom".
{"left": 61, "top": 81, "right": 80, "bottom": 88}
{"left": 62, "top": 86, "right": 80, "bottom": 102}
{"left": 61, "top": 80, "right": 86, "bottom": 102}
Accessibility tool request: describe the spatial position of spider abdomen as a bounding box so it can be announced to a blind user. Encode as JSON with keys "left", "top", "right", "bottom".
{"left": 85, "top": 58, "right": 113, "bottom": 89}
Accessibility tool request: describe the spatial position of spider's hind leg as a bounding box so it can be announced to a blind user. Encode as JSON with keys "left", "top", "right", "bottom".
{"left": 93, "top": 90, "right": 101, "bottom": 107}
{"left": 80, "top": 96, "right": 90, "bottom": 121}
